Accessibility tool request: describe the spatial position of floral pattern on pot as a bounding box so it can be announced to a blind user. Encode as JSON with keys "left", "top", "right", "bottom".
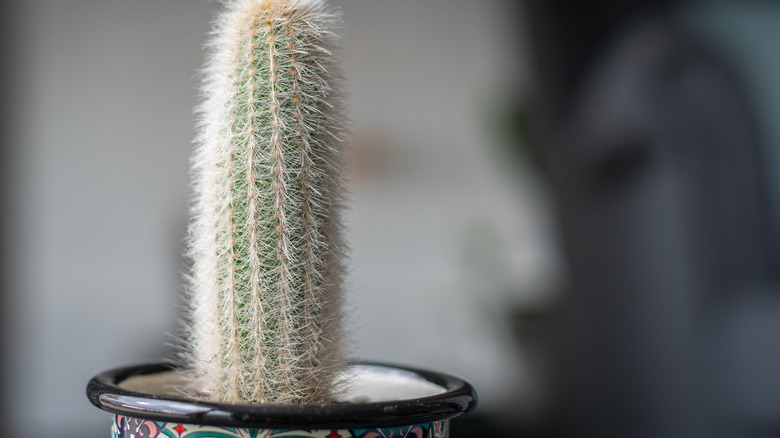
{"left": 111, "top": 415, "right": 449, "bottom": 438}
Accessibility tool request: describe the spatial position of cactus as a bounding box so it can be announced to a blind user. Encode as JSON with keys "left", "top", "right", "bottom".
{"left": 186, "top": 0, "right": 346, "bottom": 404}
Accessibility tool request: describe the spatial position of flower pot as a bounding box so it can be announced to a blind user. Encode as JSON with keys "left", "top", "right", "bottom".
{"left": 87, "top": 362, "right": 477, "bottom": 438}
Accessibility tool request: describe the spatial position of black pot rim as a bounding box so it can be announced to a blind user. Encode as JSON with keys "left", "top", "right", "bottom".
{"left": 87, "top": 361, "right": 477, "bottom": 429}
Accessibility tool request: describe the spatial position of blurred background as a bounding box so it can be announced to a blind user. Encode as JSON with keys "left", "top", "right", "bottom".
{"left": 2, "top": 0, "right": 780, "bottom": 437}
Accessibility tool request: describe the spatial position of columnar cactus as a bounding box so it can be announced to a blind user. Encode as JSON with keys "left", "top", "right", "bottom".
{"left": 187, "top": 0, "right": 346, "bottom": 404}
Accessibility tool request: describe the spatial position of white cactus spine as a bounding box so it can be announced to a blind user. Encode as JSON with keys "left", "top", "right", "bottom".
{"left": 187, "top": 0, "right": 346, "bottom": 404}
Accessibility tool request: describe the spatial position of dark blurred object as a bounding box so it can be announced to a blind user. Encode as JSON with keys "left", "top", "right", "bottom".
{"left": 523, "top": 1, "right": 780, "bottom": 437}
{"left": 0, "top": 0, "right": 16, "bottom": 431}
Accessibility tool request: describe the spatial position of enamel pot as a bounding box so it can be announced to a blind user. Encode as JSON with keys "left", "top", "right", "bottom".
{"left": 87, "top": 362, "right": 477, "bottom": 438}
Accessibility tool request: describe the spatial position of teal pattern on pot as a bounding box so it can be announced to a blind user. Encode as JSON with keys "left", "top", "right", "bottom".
{"left": 111, "top": 415, "right": 449, "bottom": 438}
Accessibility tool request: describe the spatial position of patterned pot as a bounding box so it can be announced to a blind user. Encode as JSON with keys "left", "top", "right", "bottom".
{"left": 87, "top": 362, "right": 477, "bottom": 438}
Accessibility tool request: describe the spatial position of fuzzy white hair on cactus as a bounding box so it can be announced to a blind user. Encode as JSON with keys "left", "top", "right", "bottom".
{"left": 186, "top": 0, "right": 346, "bottom": 404}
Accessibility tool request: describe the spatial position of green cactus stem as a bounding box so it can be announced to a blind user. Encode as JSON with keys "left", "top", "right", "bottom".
{"left": 187, "top": 0, "right": 346, "bottom": 404}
